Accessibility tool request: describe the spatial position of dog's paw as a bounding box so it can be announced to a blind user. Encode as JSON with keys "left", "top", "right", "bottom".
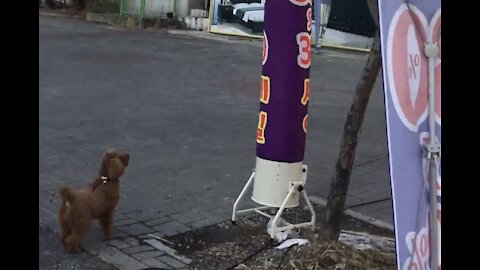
{"left": 66, "top": 245, "right": 81, "bottom": 253}
{"left": 102, "top": 234, "right": 113, "bottom": 241}
{"left": 60, "top": 237, "right": 67, "bottom": 247}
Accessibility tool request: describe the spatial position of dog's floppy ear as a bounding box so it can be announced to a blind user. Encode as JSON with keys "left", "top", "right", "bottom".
{"left": 107, "top": 158, "right": 126, "bottom": 179}
{"left": 119, "top": 154, "right": 129, "bottom": 166}
{"left": 99, "top": 150, "right": 115, "bottom": 175}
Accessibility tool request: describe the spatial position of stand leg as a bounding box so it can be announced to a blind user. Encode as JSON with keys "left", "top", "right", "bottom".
{"left": 232, "top": 171, "right": 255, "bottom": 222}
{"left": 269, "top": 184, "right": 298, "bottom": 239}
{"left": 301, "top": 189, "right": 316, "bottom": 230}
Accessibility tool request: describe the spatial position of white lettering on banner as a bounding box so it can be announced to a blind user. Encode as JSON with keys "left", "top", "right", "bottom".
{"left": 403, "top": 210, "right": 441, "bottom": 270}
{"left": 296, "top": 32, "right": 311, "bottom": 69}
{"left": 289, "top": 0, "right": 312, "bottom": 7}
{"left": 262, "top": 31, "right": 269, "bottom": 66}
{"left": 306, "top": 7, "right": 312, "bottom": 32}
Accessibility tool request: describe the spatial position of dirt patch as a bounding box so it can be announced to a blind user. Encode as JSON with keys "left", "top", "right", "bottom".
{"left": 166, "top": 204, "right": 395, "bottom": 270}
{"left": 241, "top": 240, "right": 396, "bottom": 270}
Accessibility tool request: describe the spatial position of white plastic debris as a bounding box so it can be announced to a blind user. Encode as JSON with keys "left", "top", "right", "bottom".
{"left": 275, "top": 238, "right": 309, "bottom": 250}
{"left": 267, "top": 217, "right": 298, "bottom": 242}
{"left": 338, "top": 230, "right": 396, "bottom": 252}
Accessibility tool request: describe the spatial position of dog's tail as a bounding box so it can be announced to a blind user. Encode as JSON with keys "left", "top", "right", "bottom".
{"left": 59, "top": 186, "right": 75, "bottom": 204}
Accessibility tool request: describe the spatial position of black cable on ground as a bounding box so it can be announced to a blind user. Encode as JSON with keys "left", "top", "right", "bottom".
{"left": 276, "top": 246, "right": 293, "bottom": 270}
{"left": 224, "top": 239, "right": 276, "bottom": 270}
{"left": 343, "top": 197, "right": 391, "bottom": 211}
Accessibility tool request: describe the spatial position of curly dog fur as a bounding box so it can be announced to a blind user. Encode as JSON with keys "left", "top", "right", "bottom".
{"left": 58, "top": 149, "right": 130, "bottom": 253}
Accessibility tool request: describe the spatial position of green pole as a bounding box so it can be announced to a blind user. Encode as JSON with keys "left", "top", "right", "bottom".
{"left": 120, "top": 0, "right": 124, "bottom": 15}
{"left": 173, "top": 0, "right": 176, "bottom": 18}
{"left": 140, "top": 0, "right": 145, "bottom": 19}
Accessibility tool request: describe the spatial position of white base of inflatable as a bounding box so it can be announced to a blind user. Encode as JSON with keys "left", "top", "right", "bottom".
{"left": 231, "top": 157, "right": 316, "bottom": 239}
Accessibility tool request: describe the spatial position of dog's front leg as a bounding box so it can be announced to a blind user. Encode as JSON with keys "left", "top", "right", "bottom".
{"left": 99, "top": 211, "right": 114, "bottom": 240}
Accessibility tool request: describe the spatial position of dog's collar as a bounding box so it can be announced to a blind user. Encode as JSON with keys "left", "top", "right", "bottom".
{"left": 93, "top": 176, "right": 110, "bottom": 191}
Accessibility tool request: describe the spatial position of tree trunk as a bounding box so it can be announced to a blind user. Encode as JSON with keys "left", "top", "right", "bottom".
{"left": 322, "top": 26, "right": 382, "bottom": 241}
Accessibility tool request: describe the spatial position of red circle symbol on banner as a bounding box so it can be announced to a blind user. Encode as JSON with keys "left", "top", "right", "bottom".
{"left": 387, "top": 4, "right": 429, "bottom": 132}
{"left": 431, "top": 8, "right": 441, "bottom": 124}
{"left": 387, "top": 5, "right": 441, "bottom": 131}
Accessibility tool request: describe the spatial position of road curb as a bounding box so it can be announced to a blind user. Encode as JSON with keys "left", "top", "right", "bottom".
{"left": 309, "top": 195, "right": 394, "bottom": 232}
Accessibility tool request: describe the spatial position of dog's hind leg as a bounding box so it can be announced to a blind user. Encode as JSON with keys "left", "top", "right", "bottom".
{"left": 65, "top": 221, "right": 91, "bottom": 253}
{"left": 59, "top": 216, "right": 71, "bottom": 247}
{"left": 58, "top": 204, "right": 71, "bottom": 248}
{"left": 99, "top": 211, "right": 114, "bottom": 240}
{"left": 65, "top": 233, "right": 83, "bottom": 253}
{"left": 65, "top": 214, "right": 92, "bottom": 253}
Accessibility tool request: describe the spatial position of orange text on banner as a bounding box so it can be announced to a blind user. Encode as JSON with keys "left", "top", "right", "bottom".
{"left": 301, "top": 78, "right": 310, "bottom": 105}
{"left": 260, "top": 75, "right": 271, "bottom": 104}
{"left": 256, "top": 111, "right": 268, "bottom": 144}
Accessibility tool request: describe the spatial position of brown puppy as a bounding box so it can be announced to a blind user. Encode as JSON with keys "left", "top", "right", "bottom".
{"left": 58, "top": 149, "right": 130, "bottom": 253}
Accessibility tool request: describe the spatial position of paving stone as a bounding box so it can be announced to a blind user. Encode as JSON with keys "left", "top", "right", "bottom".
{"left": 145, "top": 216, "right": 173, "bottom": 227}
{"left": 97, "top": 246, "right": 147, "bottom": 270}
{"left": 158, "top": 255, "right": 186, "bottom": 269}
{"left": 153, "top": 221, "right": 191, "bottom": 236}
{"left": 131, "top": 250, "right": 165, "bottom": 260}
{"left": 106, "top": 239, "right": 130, "bottom": 249}
{"left": 123, "top": 237, "right": 141, "bottom": 247}
{"left": 187, "top": 219, "right": 216, "bottom": 230}
{"left": 123, "top": 245, "right": 154, "bottom": 254}
{"left": 114, "top": 218, "right": 138, "bottom": 227}
{"left": 141, "top": 258, "right": 171, "bottom": 269}
{"left": 118, "top": 223, "right": 155, "bottom": 236}
{"left": 169, "top": 213, "right": 192, "bottom": 224}
{"left": 124, "top": 211, "right": 153, "bottom": 222}
{"left": 144, "top": 239, "right": 192, "bottom": 264}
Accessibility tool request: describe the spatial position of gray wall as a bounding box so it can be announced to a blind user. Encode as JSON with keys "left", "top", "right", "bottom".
{"left": 176, "top": 0, "right": 206, "bottom": 18}
{"left": 40, "top": 0, "right": 207, "bottom": 19}
{"left": 124, "top": 0, "right": 206, "bottom": 18}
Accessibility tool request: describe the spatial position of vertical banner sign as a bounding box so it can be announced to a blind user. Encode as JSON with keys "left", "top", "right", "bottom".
{"left": 251, "top": 0, "right": 312, "bottom": 208}
{"left": 257, "top": 0, "right": 311, "bottom": 163}
{"left": 378, "top": 1, "right": 441, "bottom": 269}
